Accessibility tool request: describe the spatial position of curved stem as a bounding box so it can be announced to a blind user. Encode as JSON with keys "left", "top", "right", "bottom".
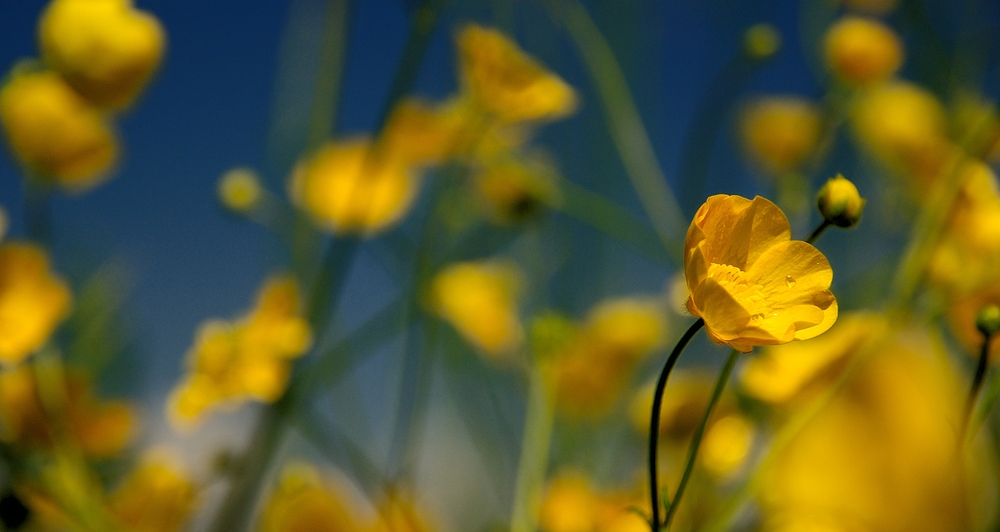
{"left": 663, "top": 348, "right": 740, "bottom": 530}
{"left": 510, "top": 364, "right": 555, "bottom": 532}
{"left": 963, "top": 332, "right": 992, "bottom": 443}
{"left": 648, "top": 318, "right": 704, "bottom": 531}
{"left": 805, "top": 219, "right": 832, "bottom": 245}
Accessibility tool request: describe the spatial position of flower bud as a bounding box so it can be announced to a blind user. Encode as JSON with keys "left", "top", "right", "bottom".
{"left": 824, "top": 16, "right": 903, "bottom": 86}
{"left": 817, "top": 174, "right": 865, "bottom": 228}
{"left": 744, "top": 24, "right": 781, "bottom": 60}
{"left": 976, "top": 304, "right": 1000, "bottom": 338}
{"left": 217, "top": 168, "right": 262, "bottom": 214}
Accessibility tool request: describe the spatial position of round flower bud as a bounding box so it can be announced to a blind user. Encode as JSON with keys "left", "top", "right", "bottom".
{"left": 976, "top": 304, "right": 1000, "bottom": 338}
{"left": 817, "top": 174, "right": 865, "bottom": 228}
{"left": 744, "top": 24, "right": 781, "bottom": 60}
{"left": 824, "top": 16, "right": 903, "bottom": 87}
{"left": 217, "top": 167, "right": 262, "bottom": 214}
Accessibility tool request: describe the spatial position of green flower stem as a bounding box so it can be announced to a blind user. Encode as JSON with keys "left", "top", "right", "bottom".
{"left": 805, "top": 219, "right": 832, "bottom": 245}
{"left": 306, "top": 0, "right": 350, "bottom": 151}
{"left": 24, "top": 179, "right": 52, "bottom": 244}
{"left": 962, "top": 332, "right": 993, "bottom": 443}
{"left": 662, "top": 348, "right": 739, "bottom": 530}
{"left": 648, "top": 318, "right": 704, "bottom": 531}
{"left": 510, "top": 364, "right": 556, "bottom": 532}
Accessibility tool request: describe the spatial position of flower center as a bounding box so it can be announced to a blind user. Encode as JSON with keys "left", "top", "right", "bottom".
{"left": 706, "top": 263, "right": 770, "bottom": 320}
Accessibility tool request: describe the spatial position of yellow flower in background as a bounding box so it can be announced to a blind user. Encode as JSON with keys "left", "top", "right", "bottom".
{"left": 372, "top": 490, "right": 434, "bottom": 532}
{"left": 39, "top": 0, "right": 166, "bottom": 109}
{"left": 539, "top": 472, "right": 598, "bottom": 532}
{"left": 700, "top": 414, "right": 754, "bottom": 479}
{"left": 951, "top": 91, "right": 1000, "bottom": 162}
{"left": 948, "top": 283, "right": 1000, "bottom": 363}
{"left": 382, "top": 98, "right": 471, "bottom": 167}
{"left": 458, "top": 24, "right": 577, "bottom": 123}
{"left": 0, "top": 243, "right": 72, "bottom": 365}
{"left": 108, "top": 459, "right": 197, "bottom": 532}
{"left": 474, "top": 157, "right": 561, "bottom": 224}
{"left": 217, "top": 167, "right": 263, "bottom": 214}
{"left": 740, "top": 96, "right": 822, "bottom": 173}
{"left": 0, "top": 69, "right": 118, "bottom": 190}
{"left": 429, "top": 260, "right": 524, "bottom": 357}
{"left": 824, "top": 16, "right": 903, "bottom": 87}
{"left": 289, "top": 138, "right": 419, "bottom": 235}
{"left": 169, "top": 276, "right": 312, "bottom": 427}
{"left": 258, "top": 464, "right": 362, "bottom": 532}
{"left": 684, "top": 195, "right": 837, "bottom": 353}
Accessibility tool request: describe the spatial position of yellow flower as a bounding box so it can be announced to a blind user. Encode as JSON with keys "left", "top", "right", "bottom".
{"left": 743, "top": 24, "right": 781, "bottom": 60}
{"left": 948, "top": 283, "right": 1000, "bottom": 363}
{"left": 381, "top": 98, "right": 471, "bottom": 167}
{"left": 289, "top": 138, "right": 419, "bottom": 235}
{"left": 539, "top": 472, "right": 598, "bottom": 532}
{"left": 217, "top": 167, "right": 263, "bottom": 214}
{"left": 108, "top": 459, "right": 197, "bottom": 532}
{"left": 474, "top": 157, "right": 561, "bottom": 224}
{"left": 457, "top": 24, "right": 577, "bottom": 123}
{"left": 740, "top": 96, "right": 822, "bottom": 173}
{"left": 824, "top": 16, "right": 903, "bottom": 86}
{"left": 816, "top": 174, "right": 865, "bottom": 228}
{"left": 39, "top": 0, "right": 165, "bottom": 109}
{"left": 372, "top": 490, "right": 434, "bottom": 532}
{"left": 258, "top": 464, "right": 362, "bottom": 532}
{"left": 0, "top": 243, "right": 72, "bottom": 364}
{"left": 428, "top": 261, "right": 523, "bottom": 357}
{"left": 684, "top": 195, "right": 838, "bottom": 353}
{"left": 700, "top": 414, "right": 754, "bottom": 479}
{"left": 0, "top": 69, "right": 118, "bottom": 190}
{"left": 169, "top": 276, "right": 312, "bottom": 427}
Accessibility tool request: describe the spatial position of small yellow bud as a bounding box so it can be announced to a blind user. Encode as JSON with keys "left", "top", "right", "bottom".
{"left": 976, "top": 304, "right": 1000, "bottom": 337}
{"left": 824, "top": 16, "right": 903, "bottom": 86}
{"left": 817, "top": 174, "right": 865, "bottom": 227}
{"left": 39, "top": 0, "right": 166, "bottom": 109}
{"left": 744, "top": 24, "right": 781, "bottom": 59}
{"left": 217, "top": 167, "right": 262, "bottom": 214}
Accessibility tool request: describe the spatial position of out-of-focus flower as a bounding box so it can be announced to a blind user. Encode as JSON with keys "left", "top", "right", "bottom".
{"left": 700, "top": 414, "right": 754, "bottom": 479}
{"left": 684, "top": 195, "right": 838, "bottom": 353}
{"left": 951, "top": 91, "right": 1000, "bottom": 162}
{"left": 382, "top": 98, "right": 471, "bottom": 167}
{"left": 458, "top": 24, "right": 577, "bottom": 123}
{"left": 948, "top": 284, "right": 1000, "bottom": 363}
{"left": 474, "top": 157, "right": 561, "bottom": 224}
{"left": 824, "top": 16, "right": 903, "bottom": 87}
{"left": 841, "top": 0, "right": 900, "bottom": 15}
{"left": 0, "top": 243, "right": 72, "bottom": 365}
{"left": 39, "top": 0, "right": 165, "bottom": 110}
{"left": 816, "top": 174, "right": 865, "bottom": 228}
{"left": 740, "top": 96, "right": 822, "bottom": 174}
{"left": 0, "top": 365, "right": 135, "bottom": 458}
{"left": 257, "top": 464, "right": 361, "bottom": 532}
{"left": 289, "top": 138, "right": 419, "bottom": 235}
{"left": 0, "top": 69, "right": 118, "bottom": 190}
{"left": 428, "top": 260, "right": 524, "bottom": 358}
{"left": 977, "top": 304, "right": 1000, "bottom": 337}
{"left": 217, "top": 167, "right": 263, "bottom": 214}
{"left": 169, "top": 276, "right": 312, "bottom": 427}
{"left": 758, "top": 326, "right": 980, "bottom": 532}
{"left": 108, "top": 458, "right": 197, "bottom": 532}
{"left": 546, "top": 298, "right": 666, "bottom": 419}
{"left": 539, "top": 472, "right": 598, "bottom": 532}
{"left": 744, "top": 24, "right": 781, "bottom": 60}
{"left": 372, "top": 490, "right": 434, "bottom": 532}
{"left": 852, "top": 81, "right": 951, "bottom": 186}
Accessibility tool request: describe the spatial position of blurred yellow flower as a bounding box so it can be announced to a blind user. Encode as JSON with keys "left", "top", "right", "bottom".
{"left": 458, "top": 24, "right": 577, "bottom": 123}
{"left": 108, "top": 459, "right": 197, "bottom": 532}
{"left": 700, "top": 414, "right": 754, "bottom": 479}
{"left": 382, "top": 98, "right": 471, "bottom": 167}
{"left": 39, "top": 0, "right": 165, "bottom": 109}
{"left": 540, "top": 471, "right": 650, "bottom": 532}
{"left": 743, "top": 24, "right": 781, "bottom": 60}
{"left": 0, "top": 69, "right": 118, "bottom": 190}
{"left": 474, "top": 157, "right": 560, "bottom": 224}
{"left": 169, "top": 276, "right": 312, "bottom": 427}
{"left": 258, "top": 464, "right": 362, "bottom": 532}
{"left": 289, "top": 138, "right": 419, "bottom": 235}
{"left": 429, "top": 260, "right": 523, "bottom": 358}
{"left": 372, "top": 490, "right": 434, "bottom": 532}
{"left": 0, "top": 243, "right": 72, "bottom": 365}
{"left": 740, "top": 96, "right": 821, "bottom": 173}
{"left": 684, "top": 195, "right": 837, "bottom": 353}
{"left": 217, "top": 167, "right": 263, "bottom": 214}
{"left": 824, "top": 16, "right": 903, "bottom": 87}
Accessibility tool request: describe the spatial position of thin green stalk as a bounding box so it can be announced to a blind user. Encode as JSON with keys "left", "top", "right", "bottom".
{"left": 510, "top": 365, "right": 556, "bottom": 532}
{"left": 648, "top": 319, "right": 704, "bottom": 531}
{"left": 306, "top": 0, "right": 351, "bottom": 150}
{"left": 545, "top": 0, "right": 685, "bottom": 263}
{"left": 962, "top": 332, "right": 992, "bottom": 443}
{"left": 663, "top": 348, "right": 739, "bottom": 530}
{"left": 806, "top": 220, "right": 832, "bottom": 245}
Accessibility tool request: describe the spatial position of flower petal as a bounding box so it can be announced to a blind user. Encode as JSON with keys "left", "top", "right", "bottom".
{"left": 747, "top": 240, "right": 834, "bottom": 309}
{"left": 693, "top": 277, "right": 752, "bottom": 342}
{"left": 794, "top": 297, "right": 839, "bottom": 341}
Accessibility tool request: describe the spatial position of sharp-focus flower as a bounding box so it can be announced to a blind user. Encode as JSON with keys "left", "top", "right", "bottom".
{"left": 289, "top": 138, "right": 419, "bottom": 235}
{"left": 428, "top": 260, "right": 524, "bottom": 358}
{"left": 169, "top": 276, "right": 312, "bottom": 427}
{"left": 0, "top": 69, "right": 118, "bottom": 190}
{"left": 257, "top": 464, "right": 362, "bottom": 532}
{"left": 39, "top": 0, "right": 165, "bottom": 109}
{"left": 0, "top": 243, "right": 72, "bottom": 365}
{"left": 824, "top": 16, "right": 903, "bottom": 86}
{"left": 108, "top": 458, "right": 197, "bottom": 532}
{"left": 474, "top": 157, "right": 560, "bottom": 224}
{"left": 740, "top": 96, "right": 821, "bottom": 173}
{"left": 684, "top": 195, "right": 838, "bottom": 353}
{"left": 457, "top": 24, "right": 577, "bottom": 123}
{"left": 816, "top": 174, "right": 865, "bottom": 228}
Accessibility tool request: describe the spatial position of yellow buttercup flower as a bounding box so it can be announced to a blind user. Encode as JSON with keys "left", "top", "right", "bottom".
{"left": 382, "top": 98, "right": 471, "bottom": 167}
{"left": 0, "top": 243, "right": 72, "bottom": 365}
{"left": 458, "top": 24, "right": 577, "bottom": 123}
{"left": 217, "top": 167, "right": 263, "bottom": 214}
{"left": 372, "top": 490, "right": 434, "bottom": 532}
{"left": 289, "top": 138, "right": 419, "bottom": 235}
{"left": 740, "top": 96, "right": 822, "bottom": 173}
{"left": 39, "top": 0, "right": 166, "bottom": 109}
{"left": 258, "top": 464, "right": 362, "bottom": 532}
{"left": 539, "top": 472, "right": 598, "bottom": 532}
{"left": 816, "top": 174, "right": 865, "bottom": 228}
{"left": 684, "top": 195, "right": 837, "bottom": 353}
{"left": 428, "top": 260, "right": 524, "bottom": 358}
{"left": 0, "top": 69, "right": 118, "bottom": 190}
{"left": 474, "top": 157, "right": 560, "bottom": 224}
{"left": 824, "top": 16, "right": 903, "bottom": 87}
{"left": 700, "top": 414, "right": 755, "bottom": 479}
{"left": 108, "top": 459, "right": 197, "bottom": 532}
{"left": 169, "top": 276, "right": 312, "bottom": 427}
